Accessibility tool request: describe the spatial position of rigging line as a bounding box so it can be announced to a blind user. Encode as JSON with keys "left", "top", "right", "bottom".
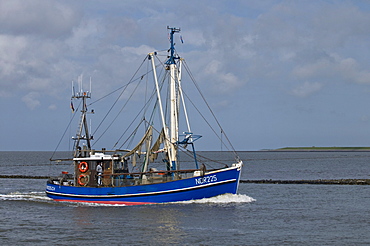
{"left": 93, "top": 73, "right": 145, "bottom": 147}
{"left": 153, "top": 53, "right": 171, "bottom": 122}
{"left": 50, "top": 100, "right": 82, "bottom": 161}
{"left": 179, "top": 84, "right": 231, "bottom": 153}
{"left": 155, "top": 49, "right": 169, "bottom": 54}
{"left": 142, "top": 60, "right": 156, "bottom": 129}
{"left": 117, "top": 119, "right": 143, "bottom": 150}
{"left": 177, "top": 146, "right": 228, "bottom": 168}
{"left": 143, "top": 119, "right": 162, "bottom": 135}
{"left": 182, "top": 60, "right": 240, "bottom": 159}
{"left": 156, "top": 50, "right": 236, "bottom": 158}
{"left": 115, "top": 60, "right": 168, "bottom": 149}
{"left": 156, "top": 51, "right": 190, "bottom": 132}
{"left": 92, "top": 59, "right": 165, "bottom": 141}
{"left": 194, "top": 151, "right": 229, "bottom": 167}
{"left": 114, "top": 87, "right": 159, "bottom": 149}
{"left": 146, "top": 58, "right": 171, "bottom": 128}
{"left": 143, "top": 56, "right": 168, "bottom": 117}
{"left": 87, "top": 57, "right": 149, "bottom": 107}
{"left": 113, "top": 75, "right": 161, "bottom": 149}
{"left": 91, "top": 56, "right": 149, "bottom": 139}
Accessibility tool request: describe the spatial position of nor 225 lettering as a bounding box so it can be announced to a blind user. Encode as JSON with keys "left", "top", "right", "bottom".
{"left": 195, "top": 175, "right": 217, "bottom": 185}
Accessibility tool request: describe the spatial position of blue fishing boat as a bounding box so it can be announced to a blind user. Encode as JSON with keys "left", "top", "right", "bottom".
{"left": 46, "top": 27, "right": 243, "bottom": 205}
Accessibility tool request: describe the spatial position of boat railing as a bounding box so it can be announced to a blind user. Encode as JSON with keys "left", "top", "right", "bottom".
{"left": 100, "top": 168, "right": 205, "bottom": 186}
{"left": 50, "top": 167, "right": 216, "bottom": 187}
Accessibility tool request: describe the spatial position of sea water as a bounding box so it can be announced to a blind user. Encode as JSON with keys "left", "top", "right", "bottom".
{"left": 0, "top": 151, "right": 369, "bottom": 245}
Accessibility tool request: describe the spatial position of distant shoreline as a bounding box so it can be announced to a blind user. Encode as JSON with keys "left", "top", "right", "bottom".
{"left": 270, "top": 147, "right": 370, "bottom": 152}
{"left": 2, "top": 147, "right": 370, "bottom": 152}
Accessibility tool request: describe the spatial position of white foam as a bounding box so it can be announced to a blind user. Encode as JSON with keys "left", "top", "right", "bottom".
{"left": 0, "top": 192, "right": 255, "bottom": 206}
{"left": 63, "top": 194, "right": 256, "bottom": 207}
{"left": 0, "top": 191, "right": 52, "bottom": 202}
{"left": 170, "top": 193, "right": 256, "bottom": 205}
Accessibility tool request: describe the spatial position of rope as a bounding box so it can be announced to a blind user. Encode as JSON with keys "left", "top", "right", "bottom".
{"left": 182, "top": 60, "right": 240, "bottom": 161}
{"left": 50, "top": 100, "right": 82, "bottom": 160}
{"left": 91, "top": 56, "right": 148, "bottom": 143}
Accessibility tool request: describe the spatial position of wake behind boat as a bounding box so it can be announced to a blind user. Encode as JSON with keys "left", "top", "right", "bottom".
{"left": 46, "top": 27, "right": 243, "bottom": 205}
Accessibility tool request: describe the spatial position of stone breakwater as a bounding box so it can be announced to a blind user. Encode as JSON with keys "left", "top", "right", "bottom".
{"left": 241, "top": 179, "right": 370, "bottom": 185}
{"left": 0, "top": 175, "right": 49, "bottom": 179}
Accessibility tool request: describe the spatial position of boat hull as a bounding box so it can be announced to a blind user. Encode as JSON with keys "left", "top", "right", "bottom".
{"left": 46, "top": 164, "right": 242, "bottom": 205}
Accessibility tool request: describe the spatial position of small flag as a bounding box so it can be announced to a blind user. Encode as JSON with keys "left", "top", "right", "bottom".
{"left": 180, "top": 35, "right": 184, "bottom": 43}
{"left": 70, "top": 101, "right": 75, "bottom": 113}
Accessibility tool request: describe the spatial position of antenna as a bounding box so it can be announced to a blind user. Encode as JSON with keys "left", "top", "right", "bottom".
{"left": 72, "top": 80, "right": 75, "bottom": 97}
{"left": 166, "top": 26, "right": 181, "bottom": 65}
{"left": 78, "top": 74, "right": 83, "bottom": 94}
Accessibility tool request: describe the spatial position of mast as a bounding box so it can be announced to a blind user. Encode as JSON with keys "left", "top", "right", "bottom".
{"left": 149, "top": 52, "right": 172, "bottom": 167}
{"left": 166, "top": 26, "right": 181, "bottom": 170}
{"left": 72, "top": 76, "right": 93, "bottom": 158}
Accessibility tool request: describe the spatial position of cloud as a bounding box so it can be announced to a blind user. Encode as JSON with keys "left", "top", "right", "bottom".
{"left": 121, "top": 45, "right": 154, "bottom": 57}
{"left": 312, "top": 3, "right": 370, "bottom": 48}
{"left": 203, "top": 60, "right": 244, "bottom": 95}
{"left": 22, "top": 92, "right": 40, "bottom": 110}
{"left": 0, "top": 1, "right": 82, "bottom": 105}
{"left": 65, "top": 18, "right": 101, "bottom": 51}
{"left": 1, "top": 0, "right": 370, "bottom": 111}
{"left": 0, "top": 0, "right": 79, "bottom": 38}
{"left": 292, "top": 53, "right": 370, "bottom": 85}
{"left": 48, "top": 104, "right": 57, "bottom": 110}
{"left": 290, "top": 81, "right": 323, "bottom": 98}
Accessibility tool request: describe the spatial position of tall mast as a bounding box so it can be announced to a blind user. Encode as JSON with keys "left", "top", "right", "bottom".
{"left": 72, "top": 76, "right": 93, "bottom": 158}
{"left": 149, "top": 52, "right": 172, "bottom": 169}
{"left": 166, "top": 26, "right": 180, "bottom": 170}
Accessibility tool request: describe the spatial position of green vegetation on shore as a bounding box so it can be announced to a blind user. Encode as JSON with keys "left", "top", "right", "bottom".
{"left": 276, "top": 146, "right": 370, "bottom": 151}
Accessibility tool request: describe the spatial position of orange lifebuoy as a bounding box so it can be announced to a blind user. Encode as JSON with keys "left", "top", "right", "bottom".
{"left": 78, "top": 162, "right": 88, "bottom": 173}
{"left": 78, "top": 174, "right": 89, "bottom": 186}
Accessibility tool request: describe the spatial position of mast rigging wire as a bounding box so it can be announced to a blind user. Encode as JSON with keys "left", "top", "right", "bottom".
{"left": 182, "top": 60, "right": 240, "bottom": 160}
{"left": 90, "top": 56, "right": 148, "bottom": 139}
{"left": 50, "top": 100, "right": 82, "bottom": 160}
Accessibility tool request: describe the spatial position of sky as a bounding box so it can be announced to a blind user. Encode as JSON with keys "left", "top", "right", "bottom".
{"left": 1, "top": 0, "right": 370, "bottom": 151}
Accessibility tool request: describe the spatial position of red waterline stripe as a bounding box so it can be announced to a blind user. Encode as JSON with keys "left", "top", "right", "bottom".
{"left": 54, "top": 199, "right": 155, "bottom": 206}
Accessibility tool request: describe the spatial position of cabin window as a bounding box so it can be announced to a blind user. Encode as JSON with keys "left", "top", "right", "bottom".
{"left": 113, "top": 161, "right": 121, "bottom": 170}
{"left": 104, "top": 161, "right": 110, "bottom": 170}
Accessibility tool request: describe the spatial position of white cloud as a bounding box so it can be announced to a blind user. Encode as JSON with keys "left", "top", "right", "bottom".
{"left": 292, "top": 53, "right": 370, "bottom": 85}
{"left": 121, "top": 45, "right": 154, "bottom": 57}
{"left": 65, "top": 19, "right": 101, "bottom": 51}
{"left": 0, "top": 0, "right": 79, "bottom": 38}
{"left": 22, "top": 92, "right": 40, "bottom": 110}
{"left": 290, "top": 81, "right": 323, "bottom": 98}
{"left": 0, "top": 35, "right": 27, "bottom": 76}
{"left": 1, "top": 0, "right": 370, "bottom": 151}
{"left": 48, "top": 104, "right": 57, "bottom": 110}
{"left": 0, "top": 1, "right": 81, "bottom": 103}
{"left": 181, "top": 29, "right": 207, "bottom": 47}
{"left": 203, "top": 60, "right": 244, "bottom": 95}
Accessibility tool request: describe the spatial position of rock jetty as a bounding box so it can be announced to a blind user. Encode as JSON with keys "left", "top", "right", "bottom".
{"left": 241, "top": 179, "right": 370, "bottom": 185}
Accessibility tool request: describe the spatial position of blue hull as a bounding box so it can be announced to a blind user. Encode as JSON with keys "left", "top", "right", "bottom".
{"left": 46, "top": 165, "right": 242, "bottom": 205}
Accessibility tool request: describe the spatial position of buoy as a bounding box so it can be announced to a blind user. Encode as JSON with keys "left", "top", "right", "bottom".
{"left": 78, "top": 162, "right": 89, "bottom": 173}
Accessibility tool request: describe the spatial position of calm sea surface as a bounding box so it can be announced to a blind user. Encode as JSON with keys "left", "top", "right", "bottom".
{"left": 0, "top": 151, "right": 369, "bottom": 245}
